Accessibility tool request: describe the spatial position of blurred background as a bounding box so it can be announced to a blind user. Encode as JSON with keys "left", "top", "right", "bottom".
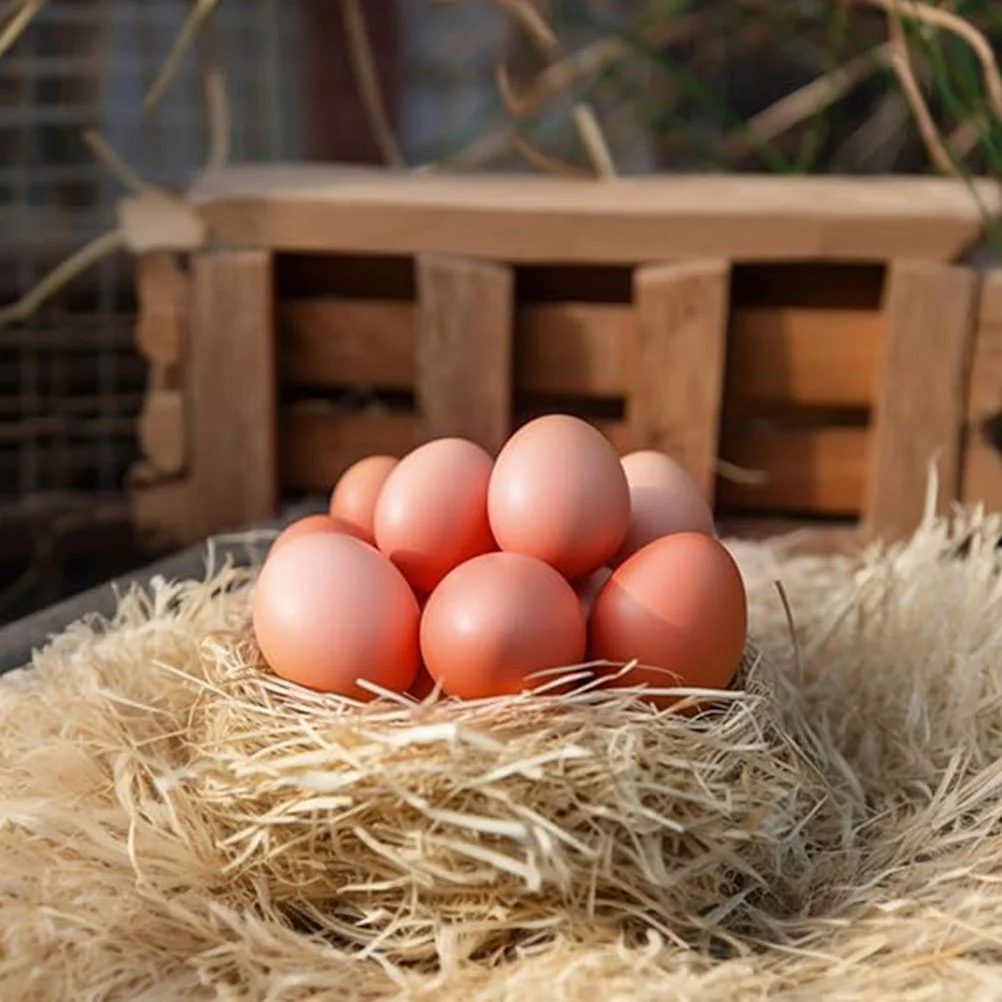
{"left": 0, "top": 0, "right": 1000, "bottom": 624}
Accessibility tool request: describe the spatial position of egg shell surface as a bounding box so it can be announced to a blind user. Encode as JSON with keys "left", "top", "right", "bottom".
{"left": 269, "top": 513, "right": 367, "bottom": 556}
{"left": 488, "top": 415, "right": 630, "bottom": 580}
{"left": 329, "top": 455, "right": 399, "bottom": 544}
{"left": 616, "top": 450, "right": 715, "bottom": 562}
{"left": 253, "top": 532, "right": 421, "bottom": 698}
{"left": 420, "top": 551, "right": 586, "bottom": 699}
{"left": 374, "top": 438, "right": 496, "bottom": 595}
{"left": 589, "top": 532, "right": 746, "bottom": 699}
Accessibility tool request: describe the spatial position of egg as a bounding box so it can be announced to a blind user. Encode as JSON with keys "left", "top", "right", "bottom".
{"left": 421, "top": 552, "right": 586, "bottom": 699}
{"left": 617, "top": 451, "right": 715, "bottom": 562}
{"left": 253, "top": 532, "right": 420, "bottom": 697}
{"left": 270, "top": 513, "right": 367, "bottom": 555}
{"left": 589, "top": 532, "right": 747, "bottom": 700}
{"left": 329, "top": 455, "right": 399, "bottom": 544}
{"left": 488, "top": 415, "right": 630, "bottom": 580}
{"left": 374, "top": 438, "right": 496, "bottom": 595}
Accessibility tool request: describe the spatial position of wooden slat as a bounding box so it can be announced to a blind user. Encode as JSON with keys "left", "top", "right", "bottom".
{"left": 516, "top": 303, "right": 628, "bottom": 396}
{"left": 866, "top": 261, "right": 979, "bottom": 539}
{"left": 280, "top": 300, "right": 412, "bottom": 387}
{"left": 189, "top": 166, "right": 998, "bottom": 263}
{"left": 138, "top": 390, "right": 185, "bottom": 475}
{"left": 416, "top": 254, "right": 513, "bottom": 453}
{"left": 962, "top": 272, "right": 1002, "bottom": 511}
{"left": 726, "top": 308, "right": 880, "bottom": 410}
{"left": 281, "top": 407, "right": 420, "bottom": 490}
{"left": 189, "top": 250, "right": 278, "bottom": 536}
{"left": 630, "top": 260, "right": 730, "bottom": 500}
{"left": 277, "top": 298, "right": 881, "bottom": 409}
{"left": 718, "top": 426, "right": 868, "bottom": 515}
{"left": 280, "top": 406, "right": 867, "bottom": 516}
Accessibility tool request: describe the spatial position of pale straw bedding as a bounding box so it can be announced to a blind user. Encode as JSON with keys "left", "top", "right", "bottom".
{"left": 1, "top": 505, "right": 1001, "bottom": 1001}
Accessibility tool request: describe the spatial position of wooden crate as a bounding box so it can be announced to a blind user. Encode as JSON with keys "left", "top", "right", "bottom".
{"left": 128, "top": 166, "right": 1002, "bottom": 551}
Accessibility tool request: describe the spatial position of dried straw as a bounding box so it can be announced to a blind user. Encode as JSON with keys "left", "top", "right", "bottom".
{"left": 2, "top": 508, "right": 1002, "bottom": 999}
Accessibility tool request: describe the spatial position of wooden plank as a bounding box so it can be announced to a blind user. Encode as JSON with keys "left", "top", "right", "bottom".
{"left": 280, "top": 405, "right": 867, "bottom": 515}
{"left": 517, "top": 304, "right": 628, "bottom": 397}
{"left": 189, "top": 250, "right": 277, "bottom": 536}
{"left": 279, "top": 299, "right": 413, "bottom": 387}
{"left": 281, "top": 407, "right": 420, "bottom": 490}
{"left": 630, "top": 260, "right": 730, "bottom": 501}
{"left": 717, "top": 425, "right": 868, "bottom": 516}
{"left": 866, "top": 261, "right": 979, "bottom": 540}
{"left": 278, "top": 298, "right": 880, "bottom": 408}
{"left": 962, "top": 272, "right": 1002, "bottom": 511}
{"left": 416, "top": 254, "right": 513, "bottom": 453}
{"left": 189, "top": 166, "right": 998, "bottom": 263}
{"left": 137, "top": 390, "right": 185, "bottom": 475}
{"left": 726, "top": 308, "right": 880, "bottom": 411}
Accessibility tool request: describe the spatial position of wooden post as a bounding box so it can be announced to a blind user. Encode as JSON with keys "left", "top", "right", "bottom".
{"left": 865, "top": 260, "right": 979, "bottom": 540}
{"left": 630, "top": 259, "right": 731, "bottom": 501}
{"left": 962, "top": 271, "right": 1002, "bottom": 512}
{"left": 416, "top": 253, "right": 513, "bottom": 455}
{"left": 188, "top": 249, "right": 278, "bottom": 536}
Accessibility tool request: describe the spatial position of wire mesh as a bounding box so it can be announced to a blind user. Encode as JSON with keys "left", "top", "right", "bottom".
{"left": 0, "top": 0, "right": 308, "bottom": 619}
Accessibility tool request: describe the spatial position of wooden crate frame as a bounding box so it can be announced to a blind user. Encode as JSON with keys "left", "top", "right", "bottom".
{"left": 127, "top": 166, "right": 1002, "bottom": 550}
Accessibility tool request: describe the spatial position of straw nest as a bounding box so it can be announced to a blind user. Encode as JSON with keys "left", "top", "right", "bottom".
{"left": 2, "top": 507, "right": 1002, "bottom": 1000}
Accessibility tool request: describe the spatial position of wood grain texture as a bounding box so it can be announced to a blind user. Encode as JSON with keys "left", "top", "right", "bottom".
{"left": 866, "top": 260, "right": 979, "bottom": 540}
{"left": 189, "top": 250, "right": 277, "bottom": 536}
{"left": 962, "top": 271, "right": 1002, "bottom": 511}
{"left": 630, "top": 260, "right": 730, "bottom": 500}
{"left": 280, "top": 406, "right": 867, "bottom": 515}
{"left": 725, "top": 308, "right": 880, "bottom": 411}
{"left": 138, "top": 390, "right": 185, "bottom": 475}
{"left": 279, "top": 299, "right": 413, "bottom": 386}
{"left": 278, "top": 297, "right": 878, "bottom": 409}
{"left": 188, "top": 166, "right": 998, "bottom": 262}
{"left": 281, "top": 407, "right": 420, "bottom": 489}
{"left": 718, "top": 425, "right": 868, "bottom": 515}
{"left": 416, "top": 254, "right": 513, "bottom": 453}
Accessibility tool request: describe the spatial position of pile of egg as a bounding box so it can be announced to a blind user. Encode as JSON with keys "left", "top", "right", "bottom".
{"left": 252, "top": 414, "right": 747, "bottom": 703}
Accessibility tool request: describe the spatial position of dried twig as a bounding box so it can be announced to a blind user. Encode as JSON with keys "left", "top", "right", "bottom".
{"left": 493, "top": 0, "right": 615, "bottom": 177}
{"left": 83, "top": 130, "right": 148, "bottom": 194}
{"left": 0, "top": 230, "right": 125, "bottom": 328}
{"left": 143, "top": 0, "right": 219, "bottom": 113}
{"left": 204, "top": 67, "right": 230, "bottom": 171}
{"left": 883, "top": 0, "right": 959, "bottom": 175}
{"left": 0, "top": 0, "right": 45, "bottom": 60}
{"left": 720, "top": 43, "right": 893, "bottom": 157}
{"left": 845, "top": 0, "right": 1002, "bottom": 124}
{"left": 340, "top": 0, "right": 404, "bottom": 168}
{"left": 511, "top": 134, "right": 591, "bottom": 177}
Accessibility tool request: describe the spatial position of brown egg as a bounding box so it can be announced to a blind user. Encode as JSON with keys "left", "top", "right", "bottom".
{"left": 589, "top": 533, "right": 746, "bottom": 701}
{"left": 488, "top": 415, "right": 630, "bottom": 580}
{"left": 374, "top": 438, "right": 496, "bottom": 595}
{"left": 617, "top": 451, "right": 714, "bottom": 562}
{"left": 270, "top": 513, "right": 367, "bottom": 556}
{"left": 421, "top": 552, "right": 586, "bottom": 699}
{"left": 253, "top": 532, "right": 420, "bottom": 698}
{"left": 329, "top": 455, "right": 399, "bottom": 544}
